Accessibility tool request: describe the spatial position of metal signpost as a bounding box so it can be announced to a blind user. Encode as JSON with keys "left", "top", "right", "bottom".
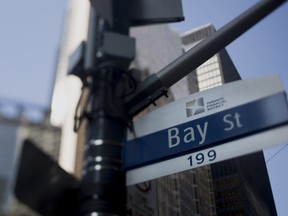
{"left": 13, "top": 0, "right": 288, "bottom": 216}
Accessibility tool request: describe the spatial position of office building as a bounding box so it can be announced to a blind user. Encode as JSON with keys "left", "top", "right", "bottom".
{"left": 182, "top": 23, "right": 241, "bottom": 93}
{"left": 183, "top": 23, "right": 276, "bottom": 216}
{"left": 50, "top": 0, "right": 90, "bottom": 174}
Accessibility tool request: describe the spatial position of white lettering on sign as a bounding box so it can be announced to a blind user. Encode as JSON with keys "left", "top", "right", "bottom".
{"left": 168, "top": 122, "right": 208, "bottom": 148}
{"left": 167, "top": 112, "right": 243, "bottom": 149}
{"left": 168, "top": 128, "right": 180, "bottom": 148}
{"left": 223, "top": 112, "right": 242, "bottom": 131}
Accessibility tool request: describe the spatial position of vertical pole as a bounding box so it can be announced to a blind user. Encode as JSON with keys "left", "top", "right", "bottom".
{"left": 78, "top": 1, "right": 132, "bottom": 215}
{"left": 78, "top": 67, "right": 127, "bottom": 216}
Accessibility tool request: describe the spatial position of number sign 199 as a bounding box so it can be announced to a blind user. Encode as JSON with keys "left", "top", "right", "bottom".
{"left": 187, "top": 150, "right": 217, "bottom": 166}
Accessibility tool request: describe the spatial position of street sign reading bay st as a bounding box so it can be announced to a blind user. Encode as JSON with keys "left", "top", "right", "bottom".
{"left": 125, "top": 76, "right": 288, "bottom": 185}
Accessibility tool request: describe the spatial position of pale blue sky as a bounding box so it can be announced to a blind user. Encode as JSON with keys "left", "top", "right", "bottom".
{"left": 0, "top": 0, "right": 287, "bottom": 215}
{"left": 0, "top": 1, "right": 67, "bottom": 106}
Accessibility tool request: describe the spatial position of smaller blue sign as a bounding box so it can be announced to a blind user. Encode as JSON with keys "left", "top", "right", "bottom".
{"left": 124, "top": 92, "right": 288, "bottom": 170}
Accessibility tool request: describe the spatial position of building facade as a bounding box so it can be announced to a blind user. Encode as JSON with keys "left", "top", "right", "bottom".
{"left": 183, "top": 23, "right": 276, "bottom": 216}
{"left": 50, "top": 0, "right": 90, "bottom": 174}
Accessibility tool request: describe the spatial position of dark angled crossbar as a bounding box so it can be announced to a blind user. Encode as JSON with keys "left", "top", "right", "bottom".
{"left": 15, "top": 140, "right": 80, "bottom": 216}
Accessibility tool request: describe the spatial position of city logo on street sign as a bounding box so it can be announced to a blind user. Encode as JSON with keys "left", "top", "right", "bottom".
{"left": 185, "top": 97, "right": 205, "bottom": 117}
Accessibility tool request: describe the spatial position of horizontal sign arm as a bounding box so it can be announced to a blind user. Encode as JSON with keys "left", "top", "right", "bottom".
{"left": 125, "top": 0, "right": 287, "bottom": 117}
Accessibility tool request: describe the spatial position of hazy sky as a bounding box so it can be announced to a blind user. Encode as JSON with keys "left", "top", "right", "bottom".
{"left": 0, "top": 1, "right": 67, "bottom": 106}
{"left": 0, "top": 0, "right": 287, "bottom": 215}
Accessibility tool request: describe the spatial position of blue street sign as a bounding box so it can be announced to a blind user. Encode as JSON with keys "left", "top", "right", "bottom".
{"left": 125, "top": 92, "right": 288, "bottom": 169}
{"left": 124, "top": 76, "right": 288, "bottom": 171}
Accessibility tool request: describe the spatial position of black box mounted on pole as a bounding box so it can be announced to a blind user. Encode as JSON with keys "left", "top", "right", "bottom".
{"left": 130, "top": 0, "right": 184, "bottom": 26}
{"left": 90, "top": 0, "right": 184, "bottom": 27}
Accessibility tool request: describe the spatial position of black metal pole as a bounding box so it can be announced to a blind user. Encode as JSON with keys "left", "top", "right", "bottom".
{"left": 78, "top": 1, "right": 133, "bottom": 216}
{"left": 125, "top": 0, "right": 287, "bottom": 117}
{"left": 78, "top": 67, "right": 127, "bottom": 216}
